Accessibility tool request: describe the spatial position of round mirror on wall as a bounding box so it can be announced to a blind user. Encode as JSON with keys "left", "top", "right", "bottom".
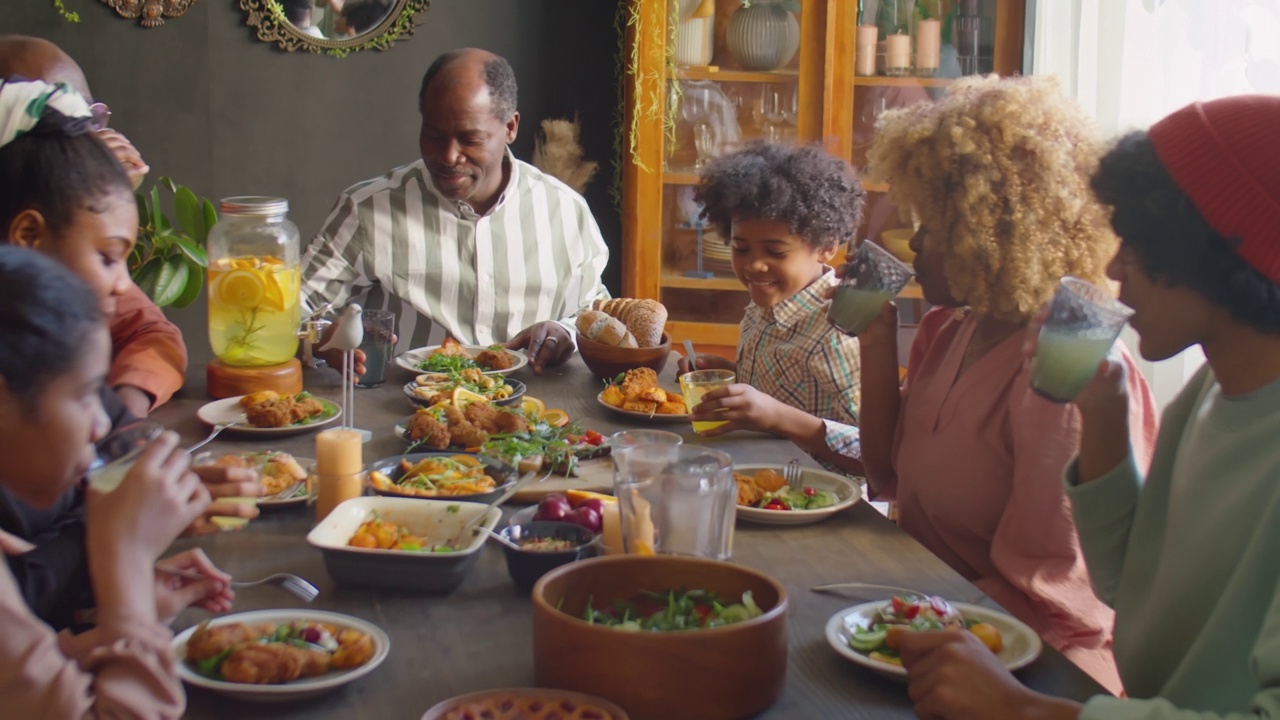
{"left": 241, "top": 0, "right": 430, "bottom": 56}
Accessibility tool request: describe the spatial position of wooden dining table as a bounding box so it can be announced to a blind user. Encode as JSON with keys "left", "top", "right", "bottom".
{"left": 154, "top": 351, "right": 1106, "bottom": 719}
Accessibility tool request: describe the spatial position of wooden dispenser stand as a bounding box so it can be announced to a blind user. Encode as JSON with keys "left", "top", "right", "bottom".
{"left": 207, "top": 357, "right": 303, "bottom": 399}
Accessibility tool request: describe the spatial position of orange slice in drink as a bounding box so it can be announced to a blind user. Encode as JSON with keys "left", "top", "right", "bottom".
{"left": 214, "top": 269, "right": 266, "bottom": 309}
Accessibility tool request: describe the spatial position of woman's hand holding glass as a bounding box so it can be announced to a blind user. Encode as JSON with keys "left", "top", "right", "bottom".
{"left": 86, "top": 430, "right": 210, "bottom": 560}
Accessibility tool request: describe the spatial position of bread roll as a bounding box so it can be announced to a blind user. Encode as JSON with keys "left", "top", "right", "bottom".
{"left": 591, "top": 298, "right": 668, "bottom": 348}
{"left": 575, "top": 310, "right": 638, "bottom": 348}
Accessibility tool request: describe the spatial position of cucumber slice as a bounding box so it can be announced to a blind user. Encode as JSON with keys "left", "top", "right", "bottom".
{"left": 847, "top": 628, "right": 887, "bottom": 652}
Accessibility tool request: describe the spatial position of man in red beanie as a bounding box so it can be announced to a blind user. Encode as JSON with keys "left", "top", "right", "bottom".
{"left": 887, "top": 93, "right": 1280, "bottom": 720}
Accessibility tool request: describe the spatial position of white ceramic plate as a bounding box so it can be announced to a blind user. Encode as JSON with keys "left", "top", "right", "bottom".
{"left": 174, "top": 609, "right": 390, "bottom": 702}
{"left": 825, "top": 601, "right": 1042, "bottom": 680}
{"left": 192, "top": 451, "right": 312, "bottom": 508}
{"left": 196, "top": 396, "right": 341, "bottom": 437}
{"left": 394, "top": 345, "right": 527, "bottom": 376}
{"left": 733, "top": 464, "right": 862, "bottom": 525}
{"left": 595, "top": 391, "right": 689, "bottom": 423}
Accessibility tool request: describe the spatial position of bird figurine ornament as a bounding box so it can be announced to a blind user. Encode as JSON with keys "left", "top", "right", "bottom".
{"left": 318, "top": 303, "right": 365, "bottom": 433}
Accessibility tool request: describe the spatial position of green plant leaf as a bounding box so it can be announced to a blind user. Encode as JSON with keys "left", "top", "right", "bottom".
{"left": 171, "top": 262, "right": 204, "bottom": 309}
{"left": 151, "top": 229, "right": 174, "bottom": 251}
{"left": 160, "top": 176, "right": 178, "bottom": 194}
{"left": 133, "top": 257, "right": 163, "bottom": 298}
{"left": 149, "top": 186, "right": 162, "bottom": 233}
{"left": 174, "top": 186, "right": 203, "bottom": 240}
{"left": 153, "top": 256, "right": 190, "bottom": 307}
{"left": 135, "top": 192, "right": 150, "bottom": 231}
{"left": 201, "top": 200, "right": 218, "bottom": 245}
{"left": 173, "top": 235, "right": 208, "bottom": 267}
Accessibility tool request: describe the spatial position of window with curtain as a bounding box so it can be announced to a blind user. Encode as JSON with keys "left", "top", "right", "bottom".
{"left": 1029, "top": 0, "right": 1280, "bottom": 408}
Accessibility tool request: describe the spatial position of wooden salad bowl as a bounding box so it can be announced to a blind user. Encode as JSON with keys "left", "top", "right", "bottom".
{"left": 530, "top": 555, "right": 788, "bottom": 720}
{"left": 575, "top": 332, "right": 672, "bottom": 382}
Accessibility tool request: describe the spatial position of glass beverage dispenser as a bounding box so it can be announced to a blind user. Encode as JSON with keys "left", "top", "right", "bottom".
{"left": 205, "top": 197, "right": 304, "bottom": 398}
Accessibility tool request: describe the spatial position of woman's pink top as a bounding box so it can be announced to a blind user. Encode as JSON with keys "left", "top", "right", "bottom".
{"left": 0, "top": 531, "right": 184, "bottom": 719}
{"left": 883, "top": 308, "right": 1157, "bottom": 694}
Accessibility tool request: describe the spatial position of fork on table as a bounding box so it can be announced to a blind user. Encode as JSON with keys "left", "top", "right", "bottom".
{"left": 163, "top": 569, "right": 319, "bottom": 603}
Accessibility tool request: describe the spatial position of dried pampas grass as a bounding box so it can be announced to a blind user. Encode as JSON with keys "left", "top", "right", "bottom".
{"left": 533, "top": 117, "right": 598, "bottom": 195}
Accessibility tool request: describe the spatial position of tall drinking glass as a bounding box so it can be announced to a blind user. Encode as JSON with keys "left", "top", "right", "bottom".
{"left": 356, "top": 309, "right": 395, "bottom": 388}
{"left": 679, "top": 369, "right": 735, "bottom": 433}
{"left": 613, "top": 444, "right": 736, "bottom": 560}
{"left": 828, "top": 240, "right": 915, "bottom": 336}
{"left": 1030, "top": 277, "right": 1134, "bottom": 403}
{"left": 86, "top": 420, "right": 164, "bottom": 492}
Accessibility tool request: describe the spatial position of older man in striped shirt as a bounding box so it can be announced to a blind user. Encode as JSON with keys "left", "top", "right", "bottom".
{"left": 302, "top": 48, "right": 609, "bottom": 375}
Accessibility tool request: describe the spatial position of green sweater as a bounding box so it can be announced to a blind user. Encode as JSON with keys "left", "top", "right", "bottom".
{"left": 1066, "top": 364, "right": 1280, "bottom": 719}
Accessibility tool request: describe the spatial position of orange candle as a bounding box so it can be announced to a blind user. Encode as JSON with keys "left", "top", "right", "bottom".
{"left": 315, "top": 428, "right": 363, "bottom": 475}
{"left": 313, "top": 471, "right": 363, "bottom": 522}
{"left": 916, "top": 18, "right": 942, "bottom": 75}
{"left": 856, "top": 25, "right": 878, "bottom": 76}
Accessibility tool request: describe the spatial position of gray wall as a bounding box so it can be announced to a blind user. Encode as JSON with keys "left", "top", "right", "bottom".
{"left": 1, "top": 0, "right": 621, "bottom": 366}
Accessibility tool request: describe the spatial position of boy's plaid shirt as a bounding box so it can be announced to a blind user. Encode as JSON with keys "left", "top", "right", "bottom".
{"left": 737, "top": 270, "right": 862, "bottom": 469}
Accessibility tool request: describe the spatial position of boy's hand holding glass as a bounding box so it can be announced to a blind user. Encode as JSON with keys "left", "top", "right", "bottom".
{"left": 181, "top": 464, "right": 262, "bottom": 537}
{"left": 687, "top": 383, "right": 789, "bottom": 437}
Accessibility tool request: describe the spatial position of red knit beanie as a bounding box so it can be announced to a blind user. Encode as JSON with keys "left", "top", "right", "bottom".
{"left": 1147, "top": 94, "right": 1280, "bottom": 284}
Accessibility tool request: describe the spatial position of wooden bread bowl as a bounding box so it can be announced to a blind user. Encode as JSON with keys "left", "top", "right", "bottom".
{"left": 575, "top": 332, "right": 671, "bottom": 381}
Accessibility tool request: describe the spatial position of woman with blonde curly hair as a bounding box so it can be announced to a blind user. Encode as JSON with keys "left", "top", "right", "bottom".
{"left": 854, "top": 75, "right": 1158, "bottom": 693}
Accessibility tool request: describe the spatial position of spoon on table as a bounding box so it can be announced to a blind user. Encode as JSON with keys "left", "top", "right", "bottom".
{"left": 482, "top": 527, "right": 522, "bottom": 551}
{"left": 682, "top": 339, "right": 699, "bottom": 371}
{"left": 446, "top": 468, "right": 547, "bottom": 547}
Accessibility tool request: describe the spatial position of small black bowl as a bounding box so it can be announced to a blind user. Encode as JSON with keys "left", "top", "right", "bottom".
{"left": 499, "top": 522, "right": 599, "bottom": 592}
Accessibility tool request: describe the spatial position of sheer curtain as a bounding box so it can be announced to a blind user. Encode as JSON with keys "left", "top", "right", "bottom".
{"left": 1029, "top": 0, "right": 1280, "bottom": 408}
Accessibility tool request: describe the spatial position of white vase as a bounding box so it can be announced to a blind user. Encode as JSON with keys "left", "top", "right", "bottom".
{"left": 725, "top": 0, "right": 801, "bottom": 72}
{"left": 675, "top": 16, "right": 715, "bottom": 67}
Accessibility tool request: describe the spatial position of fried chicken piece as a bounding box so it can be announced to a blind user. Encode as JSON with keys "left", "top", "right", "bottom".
{"left": 220, "top": 643, "right": 326, "bottom": 685}
{"left": 463, "top": 401, "right": 501, "bottom": 434}
{"left": 185, "top": 622, "right": 259, "bottom": 661}
{"left": 213, "top": 454, "right": 256, "bottom": 470}
{"left": 443, "top": 405, "right": 489, "bottom": 448}
{"left": 239, "top": 391, "right": 280, "bottom": 409}
{"left": 407, "top": 411, "right": 451, "bottom": 449}
{"left": 436, "top": 337, "right": 468, "bottom": 357}
{"left": 243, "top": 395, "right": 294, "bottom": 428}
{"left": 620, "top": 368, "right": 659, "bottom": 398}
{"left": 290, "top": 395, "right": 326, "bottom": 423}
{"left": 330, "top": 631, "right": 375, "bottom": 669}
{"left": 475, "top": 348, "right": 514, "bottom": 371}
{"left": 493, "top": 409, "right": 530, "bottom": 434}
{"left": 734, "top": 473, "right": 764, "bottom": 506}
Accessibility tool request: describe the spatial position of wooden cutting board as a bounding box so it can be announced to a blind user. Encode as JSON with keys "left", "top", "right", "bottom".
{"left": 509, "top": 457, "right": 614, "bottom": 503}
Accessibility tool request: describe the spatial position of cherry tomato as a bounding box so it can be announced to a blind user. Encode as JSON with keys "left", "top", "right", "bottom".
{"left": 903, "top": 603, "right": 921, "bottom": 620}
{"left": 584, "top": 430, "right": 606, "bottom": 446}
{"left": 763, "top": 501, "right": 788, "bottom": 511}
{"left": 803, "top": 486, "right": 817, "bottom": 497}
{"left": 891, "top": 596, "right": 907, "bottom": 614}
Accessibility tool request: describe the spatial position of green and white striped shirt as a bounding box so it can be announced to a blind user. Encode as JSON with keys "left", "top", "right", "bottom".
{"left": 301, "top": 152, "right": 610, "bottom": 347}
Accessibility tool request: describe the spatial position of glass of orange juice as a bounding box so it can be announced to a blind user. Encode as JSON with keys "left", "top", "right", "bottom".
{"left": 679, "top": 369, "right": 735, "bottom": 433}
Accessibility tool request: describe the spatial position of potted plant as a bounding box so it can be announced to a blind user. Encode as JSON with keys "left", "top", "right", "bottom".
{"left": 130, "top": 177, "right": 217, "bottom": 308}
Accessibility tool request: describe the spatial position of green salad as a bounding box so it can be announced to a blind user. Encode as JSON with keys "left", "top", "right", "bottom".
{"left": 753, "top": 486, "right": 837, "bottom": 511}
{"left": 582, "top": 588, "right": 763, "bottom": 632}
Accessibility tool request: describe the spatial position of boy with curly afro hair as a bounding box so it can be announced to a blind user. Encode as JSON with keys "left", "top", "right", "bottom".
{"left": 677, "top": 142, "right": 866, "bottom": 476}
{"left": 895, "top": 92, "right": 1280, "bottom": 720}
{"left": 854, "top": 75, "right": 1160, "bottom": 694}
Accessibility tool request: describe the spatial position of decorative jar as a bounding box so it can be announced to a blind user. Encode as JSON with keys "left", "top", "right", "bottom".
{"left": 206, "top": 197, "right": 301, "bottom": 366}
{"left": 725, "top": 0, "right": 800, "bottom": 72}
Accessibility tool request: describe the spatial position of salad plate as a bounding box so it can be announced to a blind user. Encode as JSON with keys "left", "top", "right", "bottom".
{"left": 173, "top": 609, "right": 390, "bottom": 702}
{"left": 733, "top": 464, "right": 862, "bottom": 525}
{"left": 394, "top": 344, "right": 527, "bottom": 376}
{"left": 196, "top": 395, "right": 341, "bottom": 437}
{"left": 825, "top": 600, "right": 1042, "bottom": 680}
{"left": 403, "top": 377, "right": 526, "bottom": 409}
